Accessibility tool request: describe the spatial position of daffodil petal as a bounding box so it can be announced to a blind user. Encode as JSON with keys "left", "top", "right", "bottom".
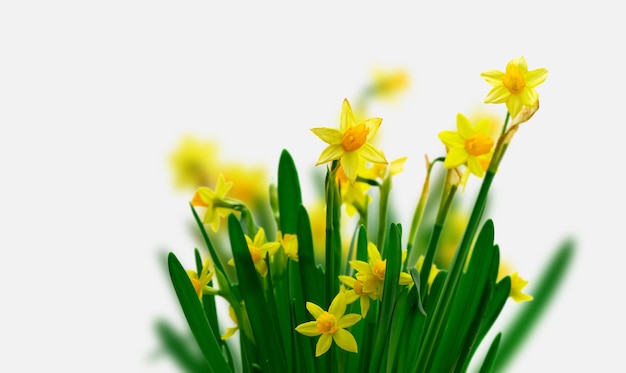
{"left": 467, "top": 156, "right": 485, "bottom": 178}
{"left": 438, "top": 131, "right": 465, "bottom": 148}
{"left": 253, "top": 228, "right": 266, "bottom": 247}
{"left": 367, "top": 242, "right": 382, "bottom": 263}
{"left": 295, "top": 321, "right": 321, "bottom": 337}
{"left": 221, "top": 327, "right": 238, "bottom": 340}
{"left": 361, "top": 117, "right": 382, "bottom": 139}
{"left": 340, "top": 99, "right": 355, "bottom": 131}
{"left": 360, "top": 296, "right": 370, "bottom": 318}
{"left": 350, "top": 260, "right": 372, "bottom": 275}
{"left": 525, "top": 68, "right": 548, "bottom": 87}
{"left": 340, "top": 151, "right": 359, "bottom": 184}
{"left": 338, "top": 313, "right": 361, "bottom": 329}
{"left": 329, "top": 292, "right": 347, "bottom": 319}
{"left": 333, "top": 329, "right": 358, "bottom": 353}
{"left": 316, "top": 144, "right": 344, "bottom": 165}
{"left": 306, "top": 302, "right": 324, "bottom": 319}
{"left": 339, "top": 275, "right": 356, "bottom": 287}
{"left": 444, "top": 148, "right": 468, "bottom": 169}
{"left": 506, "top": 96, "right": 523, "bottom": 118}
{"left": 484, "top": 86, "right": 510, "bottom": 104}
{"left": 316, "top": 334, "right": 333, "bottom": 356}
{"left": 513, "top": 56, "right": 528, "bottom": 73}
{"left": 480, "top": 70, "right": 505, "bottom": 85}
{"left": 358, "top": 143, "right": 387, "bottom": 164}
{"left": 311, "top": 127, "right": 343, "bottom": 144}
{"left": 456, "top": 113, "right": 473, "bottom": 139}
{"left": 520, "top": 87, "right": 538, "bottom": 107}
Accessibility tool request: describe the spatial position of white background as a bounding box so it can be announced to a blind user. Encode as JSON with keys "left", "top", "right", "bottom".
{"left": 1, "top": 2, "right": 623, "bottom": 372}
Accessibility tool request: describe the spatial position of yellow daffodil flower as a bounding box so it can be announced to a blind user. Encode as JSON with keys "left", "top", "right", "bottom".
{"left": 349, "top": 242, "right": 413, "bottom": 299}
{"left": 509, "top": 272, "right": 533, "bottom": 303}
{"left": 481, "top": 56, "right": 548, "bottom": 118}
{"left": 221, "top": 163, "right": 269, "bottom": 207}
{"left": 295, "top": 291, "right": 361, "bottom": 356}
{"left": 186, "top": 258, "right": 214, "bottom": 299}
{"left": 311, "top": 98, "right": 387, "bottom": 184}
{"left": 438, "top": 113, "right": 495, "bottom": 178}
{"left": 228, "top": 227, "right": 280, "bottom": 277}
{"left": 278, "top": 231, "right": 299, "bottom": 262}
{"left": 221, "top": 305, "right": 239, "bottom": 340}
{"left": 191, "top": 173, "right": 234, "bottom": 232}
{"left": 169, "top": 135, "right": 218, "bottom": 189}
{"left": 339, "top": 274, "right": 376, "bottom": 318}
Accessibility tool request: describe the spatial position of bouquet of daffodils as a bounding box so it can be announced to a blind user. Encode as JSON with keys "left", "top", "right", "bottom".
{"left": 159, "top": 58, "right": 573, "bottom": 373}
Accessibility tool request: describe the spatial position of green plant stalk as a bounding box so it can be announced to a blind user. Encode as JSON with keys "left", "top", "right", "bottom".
{"left": 419, "top": 169, "right": 458, "bottom": 300}
{"left": 406, "top": 156, "right": 443, "bottom": 270}
{"left": 415, "top": 168, "right": 495, "bottom": 371}
{"left": 377, "top": 174, "right": 392, "bottom": 256}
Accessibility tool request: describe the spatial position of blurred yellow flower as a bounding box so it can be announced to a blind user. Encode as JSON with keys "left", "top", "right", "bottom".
{"left": 336, "top": 165, "right": 372, "bottom": 217}
{"left": 481, "top": 56, "right": 548, "bottom": 118}
{"left": 221, "top": 163, "right": 268, "bottom": 207}
{"left": 186, "top": 258, "right": 214, "bottom": 299}
{"left": 295, "top": 291, "right": 361, "bottom": 356}
{"left": 170, "top": 135, "right": 218, "bottom": 189}
{"left": 438, "top": 113, "right": 494, "bottom": 178}
{"left": 509, "top": 272, "right": 533, "bottom": 303}
{"left": 191, "top": 173, "right": 234, "bottom": 232}
{"left": 370, "top": 67, "right": 410, "bottom": 100}
{"left": 278, "top": 231, "right": 299, "bottom": 262}
{"left": 312, "top": 98, "right": 387, "bottom": 184}
{"left": 221, "top": 305, "right": 239, "bottom": 340}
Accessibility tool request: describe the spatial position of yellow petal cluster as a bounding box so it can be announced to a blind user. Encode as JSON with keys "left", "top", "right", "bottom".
{"left": 295, "top": 292, "right": 361, "bottom": 356}
{"left": 438, "top": 113, "right": 494, "bottom": 178}
{"left": 311, "top": 98, "right": 387, "bottom": 184}
{"left": 481, "top": 56, "right": 548, "bottom": 118}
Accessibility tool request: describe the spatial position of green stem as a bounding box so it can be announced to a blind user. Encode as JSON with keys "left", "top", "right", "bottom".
{"left": 377, "top": 173, "right": 392, "bottom": 256}
{"left": 416, "top": 169, "right": 495, "bottom": 371}
{"left": 419, "top": 172, "right": 457, "bottom": 298}
{"left": 406, "top": 157, "right": 444, "bottom": 270}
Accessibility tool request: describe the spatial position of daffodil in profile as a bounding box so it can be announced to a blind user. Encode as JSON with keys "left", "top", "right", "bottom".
{"left": 191, "top": 173, "right": 234, "bottom": 232}
{"left": 509, "top": 272, "right": 533, "bottom": 303}
{"left": 186, "top": 258, "right": 214, "bottom": 299}
{"left": 311, "top": 98, "right": 387, "bottom": 184}
{"left": 295, "top": 291, "right": 361, "bottom": 356}
{"left": 438, "top": 113, "right": 495, "bottom": 178}
{"left": 481, "top": 56, "right": 548, "bottom": 118}
{"left": 170, "top": 135, "right": 218, "bottom": 189}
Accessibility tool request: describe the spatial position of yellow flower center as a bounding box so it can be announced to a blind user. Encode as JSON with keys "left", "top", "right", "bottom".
{"left": 316, "top": 312, "right": 338, "bottom": 334}
{"left": 464, "top": 134, "right": 494, "bottom": 157}
{"left": 503, "top": 63, "right": 526, "bottom": 94}
{"left": 372, "top": 260, "right": 386, "bottom": 281}
{"left": 353, "top": 279, "right": 365, "bottom": 295}
{"left": 341, "top": 123, "right": 370, "bottom": 152}
{"left": 249, "top": 245, "right": 262, "bottom": 262}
